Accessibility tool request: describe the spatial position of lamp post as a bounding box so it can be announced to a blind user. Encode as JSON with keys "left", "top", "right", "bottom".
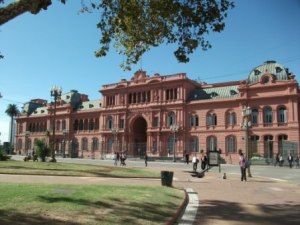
{"left": 170, "top": 124, "right": 180, "bottom": 162}
{"left": 62, "top": 129, "right": 67, "bottom": 158}
{"left": 50, "top": 86, "right": 62, "bottom": 162}
{"left": 100, "top": 136, "right": 104, "bottom": 159}
{"left": 25, "top": 131, "right": 30, "bottom": 156}
{"left": 242, "top": 106, "right": 252, "bottom": 177}
{"left": 111, "top": 127, "right": 119, "bottom": 154}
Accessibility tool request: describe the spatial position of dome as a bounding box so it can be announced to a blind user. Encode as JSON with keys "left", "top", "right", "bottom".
{"left": 247, "top": 61, "right": 289, "bottom": 84}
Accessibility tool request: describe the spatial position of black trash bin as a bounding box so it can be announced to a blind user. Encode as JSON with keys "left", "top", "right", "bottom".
{"left": 161, "top": 171, "right": 174, "bottom": 187}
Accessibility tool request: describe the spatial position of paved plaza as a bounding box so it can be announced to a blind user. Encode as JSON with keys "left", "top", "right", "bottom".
{"left": 2, "top": 156, "right": 300, "bottom": 225}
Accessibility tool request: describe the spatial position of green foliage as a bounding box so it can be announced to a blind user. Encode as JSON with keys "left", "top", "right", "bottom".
{"left": 0, "top": 0, "right": 234, "bottom": 70}
{"left": 0, "top": 149, "right": 11, "bottom": 161}
{"left": 92, "top": 0, "right": 234, "bottom": 70}
{"left": 34, "top": 139, "right": 50, "bottom": 162}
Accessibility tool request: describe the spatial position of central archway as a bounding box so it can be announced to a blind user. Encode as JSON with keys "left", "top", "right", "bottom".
{"left": 131, "top": 116, "right": 147, "bottom": 157}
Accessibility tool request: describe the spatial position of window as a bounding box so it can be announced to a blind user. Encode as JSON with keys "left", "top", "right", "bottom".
{"left": 276, "top": 66, "right": 283, "bottom": 73}
{"left": 226, "top": 112, "right": 236, "bottom": 126}
{"left": 226, "top": 136, "right": 237, "bottom": 153}
{"left": 278, "top": 106, "right": 287, "bottom": 124}
{"left": 153, "top": 117, "right": 159, "bottom": 127}
{"left": 119, "top": 119, "right": 125, "bottom": 129}
{"left": 207, "top": 136, "right": 217, "bottom": 151}
{"left": 207, "top": 113, "right": 217, "bottom": 126}
{"left": 263, "top": 107, "right": 272, "bottom": 125}
{"left": 79, "top": 119, "right": 84, "bottom": 130}
{"left": 89, "top": 119, "right": 94, "bottom": 130}
{"left": 251, "top": 109, "right": 258, "bottom": 125}
{"left": 190, "top": 115, "right": 199, "bottom": 127}
{"left": 91, "top": 137, "right": 98, "bottom": 151}
{"left": 189, "top": 137, "right": 199, "bottom": 152}
{"left": 278, "top": 135, "right": 288, "bottom": 154}
{"left": 82, "top": 138, "right": 88, "bottom": 150}
{"left": 74, "top": 120, "right": 79, "bottom": 131}
{"left": 254, "top": 69, "right": 261, "bottom": 75}
{"left": 211, "top": 92, "right": 218, "bottom": 98}
{"left": 106, "top": 116, "right": 113, "bottom": 129}
{"left": 167, "top": 112, "right": 175, "bottom": 127}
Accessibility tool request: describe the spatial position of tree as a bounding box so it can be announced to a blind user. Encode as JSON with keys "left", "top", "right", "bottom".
{"left": 5, "top": 104, "right": 19, "bottom": 154}
{"left": 0, "top": 0, "right": 234, "bottom": 70}
{"left": 34, "top": 139, "right": 50, "bottom": 162}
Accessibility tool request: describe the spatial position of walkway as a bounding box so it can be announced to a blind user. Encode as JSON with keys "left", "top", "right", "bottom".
{"left": 2, "top": 156, "right": 300, "bottom": 225}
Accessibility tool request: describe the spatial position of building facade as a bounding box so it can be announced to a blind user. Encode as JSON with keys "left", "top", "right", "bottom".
{"left": 15, "top": 61, "right": 300, "bottom": 163}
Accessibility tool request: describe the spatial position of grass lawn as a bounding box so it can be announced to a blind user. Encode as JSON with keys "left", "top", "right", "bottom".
{"left": 0, "top": 161, "right": 185, "bottom": 224}
{"left": 0, "top": 160, "right": 159, "bottom": 178}
{"left": 0, "top": 183, "right": 185, "bottom": 225}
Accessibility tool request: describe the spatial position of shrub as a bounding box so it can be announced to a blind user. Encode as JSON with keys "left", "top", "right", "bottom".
{"left": 0, "top": 149, "right": 11, "bottom": 161}
{"left": 34, "top": 139, "right": 50, "bottom": 162}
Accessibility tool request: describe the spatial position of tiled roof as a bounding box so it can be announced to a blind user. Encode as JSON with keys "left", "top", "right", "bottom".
{"left": 189, "top": 85, "right": 239, "bottom": 101}
{"left": 247, "top": 60, "right": 289, "bottom": 84}
{"left": 78, "top": 100, "right": 102, "bottom": 111}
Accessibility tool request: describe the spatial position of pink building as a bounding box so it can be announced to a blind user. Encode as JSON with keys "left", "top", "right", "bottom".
{"left": 15, "top": 61, "right": 300, "bottom": 163}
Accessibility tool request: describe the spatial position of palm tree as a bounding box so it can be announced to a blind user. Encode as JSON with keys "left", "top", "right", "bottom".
{"left": 5, "top": 104, "right": 19, "bottom": 154}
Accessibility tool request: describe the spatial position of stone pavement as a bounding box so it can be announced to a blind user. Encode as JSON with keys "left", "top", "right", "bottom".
{"left": 1, "top": 158, "right": 300, "bottom": 225}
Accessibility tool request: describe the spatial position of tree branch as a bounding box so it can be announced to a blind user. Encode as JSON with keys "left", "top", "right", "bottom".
{"left": 0, "top": 0, "right": 52, "bottom": 26}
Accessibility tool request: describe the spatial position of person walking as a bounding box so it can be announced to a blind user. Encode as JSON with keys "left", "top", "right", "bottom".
{"left": 288, "top": 153, "right": 294, "bottom": 169}
{"left": 113, "top": 152, "right": 118, "bottom": 166}
{"left": 274, "top": 153, "right": 280, "bottom": 167}
{"left": 144, "top": 153, "right": 148, "bottom": 167}
{"left": 185, "top": 152, "right": 190, "bottom": 164}
{"left": 295, "top": 155, "right": 299, "bottom": 169}
{"left": 239, "top": 152, "right": 247, "bottom": 181}
{"left": 192, "top": 154, "right": 198, "bottom": 172}
{"left": 200, "top": 153, "right": 207, "bottom": 171}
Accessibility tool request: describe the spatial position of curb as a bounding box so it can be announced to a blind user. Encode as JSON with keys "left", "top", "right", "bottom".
{"left": 166, "top": 188, "right": 189, "bottom": 225}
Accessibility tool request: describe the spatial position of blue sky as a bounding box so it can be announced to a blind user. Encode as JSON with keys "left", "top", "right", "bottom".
{"left": 0, "top": 0, "right": 299, "bottom": 143}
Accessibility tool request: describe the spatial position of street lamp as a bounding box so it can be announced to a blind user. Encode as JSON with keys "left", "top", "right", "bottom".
{"left": 170, "top": 124, "right": 180, "bottom": 162}
{"left": 242, "top": 106, "right": 252, "bottom": 177}
{"left": 25, "top": 131, "right": 30, "bottom": 156}
{"left": 100, "top": 136, "right": 104, "bottom": 159}
{"left": 62, "top": 129, "right": 67, "bottom": 158}
{"left": 111, "top": 127, "right": 119, "bottom": 154}
{"left": 50, "top": 86, "right": 62, "bottom": 162}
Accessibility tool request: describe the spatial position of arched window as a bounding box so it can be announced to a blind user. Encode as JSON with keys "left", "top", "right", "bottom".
{"left": 226, "top": 135, "right": 237, "bottom": 153}
{"left": 264, "top": 135, "right": 273, "bottom": 158}
{"left": 226, "top": 112, "right": 236, "bottom": 126}
{"left": 190, "top": 115, "right": 199, "bottom": 127}
{"left": 207, "top": 136, "right": 217, "bottom": 151}
{"left": 207, "top": 113, "right": 217, "bottom": 126}
{"left": 278, "top": 134, "right": 288, "bottom": 154}
{"left": 167, "top": 135, "right": 175, "bottom": 154}
{"left": 263, "top": 106, "right": 272, "bottom": 125}
{"left": 106, "top": 116, "right": 113, "bottom": 129}
{"left": 82, "top": 138, "right": 88, "bottom": 150}
{"left": 278, "top": 106, "right": 287, "bottom": 124}
{"left": 189, "top": 136, "right": 199, "bottom": 152}
{"left": 108, "top": 137, "right": 113, "bottom": 153}
{"left": 17, "top": 139, "right": 22, "bottom": 151}
{"left": 167, "top": 112, "right": 175, "bottom": 127}
{"left": 91, "top": 137, "right": 98, "bottom": 151}
{"left": 251, "top": 109, "right": 259, "bottom": 125}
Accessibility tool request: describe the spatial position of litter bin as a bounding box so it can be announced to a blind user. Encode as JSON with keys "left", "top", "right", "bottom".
{"left": 161, "top": 171, "right": 174, "bottom": 187}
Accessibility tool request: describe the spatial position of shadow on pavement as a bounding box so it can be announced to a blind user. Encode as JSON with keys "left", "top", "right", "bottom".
{"left": 195, "top": 200, "right": 300, "bottom": 225}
